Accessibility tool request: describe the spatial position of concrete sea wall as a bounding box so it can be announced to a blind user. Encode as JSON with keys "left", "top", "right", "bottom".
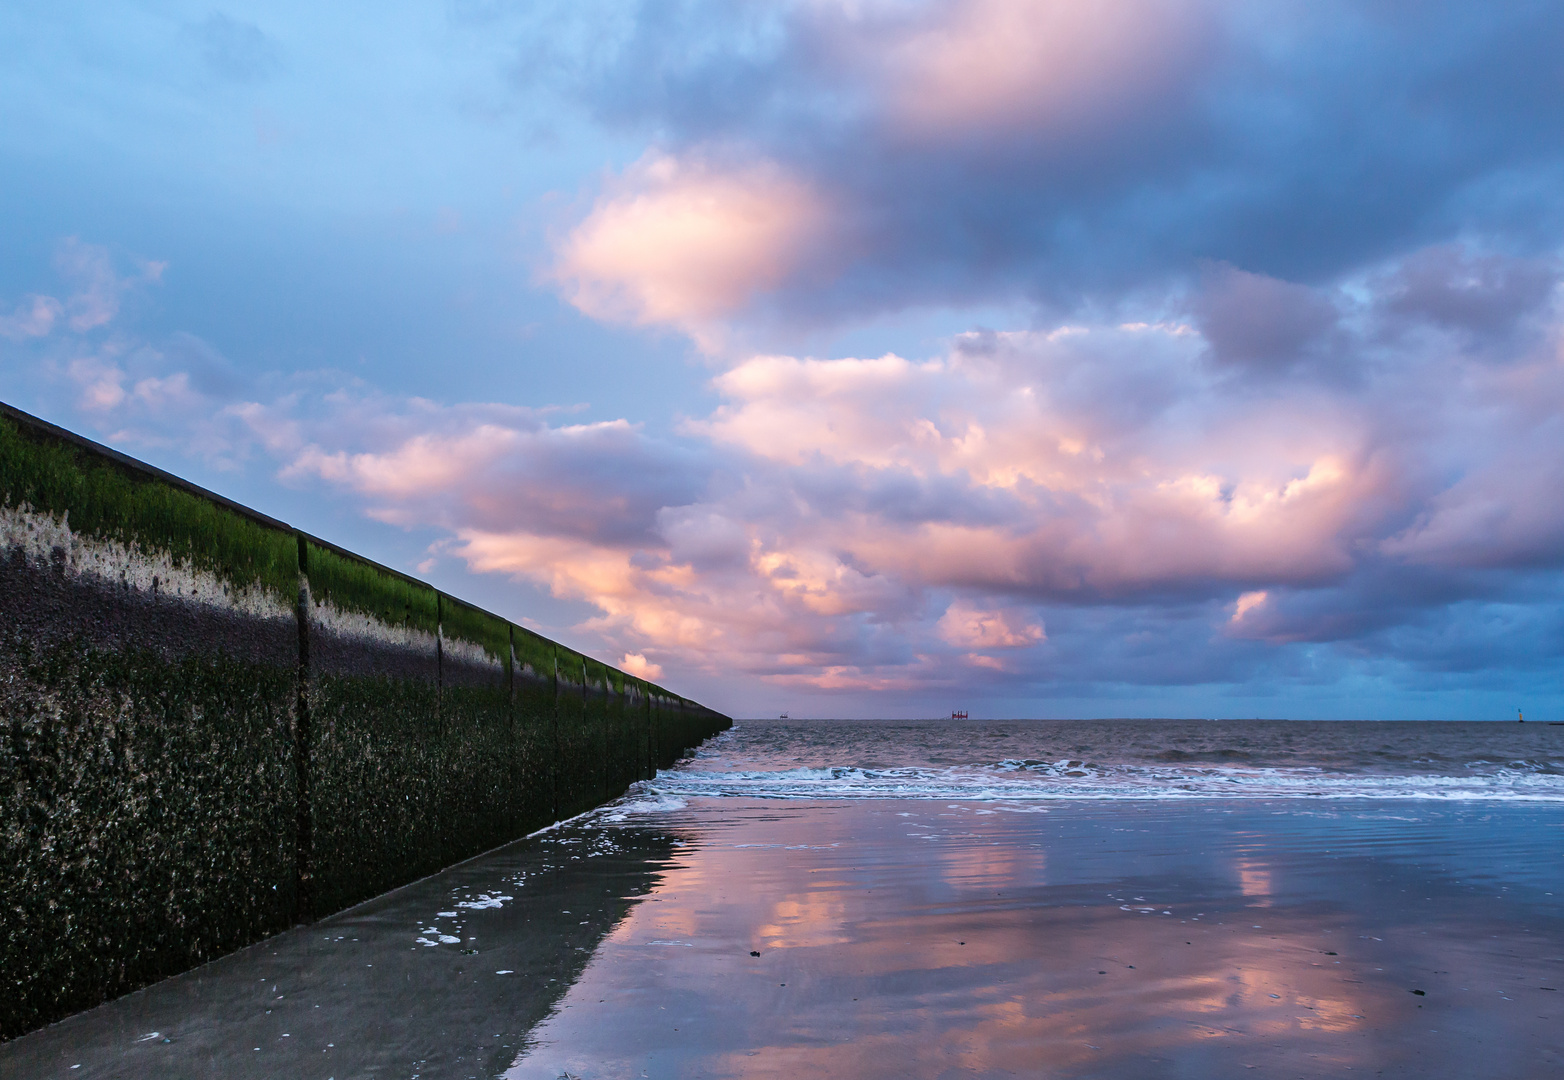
{"left": 0, "top": 402, "right": 730, "bottom": 1041}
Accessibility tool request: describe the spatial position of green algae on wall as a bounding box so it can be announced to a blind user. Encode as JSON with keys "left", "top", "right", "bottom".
{"left": 302, "top": 538, "right": 440, "bottom": 634}
{"left": 0, "top": 410, "right": 297, "bottom": 603}
{"left": 440, "top": 591, "right": 511, "bottom": 668}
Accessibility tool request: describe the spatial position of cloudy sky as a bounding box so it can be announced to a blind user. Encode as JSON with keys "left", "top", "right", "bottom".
{"left": 4, "top": 0, "right": 1563, "bottom": 719}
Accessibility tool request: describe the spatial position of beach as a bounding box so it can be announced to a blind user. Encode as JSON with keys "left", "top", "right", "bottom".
{"left": 512, "top": 796, "right": 1564, "bottom": 1078}
{"left": 5, "top": 719, "right": 1563, "bottom": 1078}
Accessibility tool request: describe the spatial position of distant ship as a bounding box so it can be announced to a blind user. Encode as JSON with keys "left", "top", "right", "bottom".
{"left": 779, "top": 713, "right": 789, "bottom": 719}
{"left": 950, "top": 710, "right": 968, "bottom": 720}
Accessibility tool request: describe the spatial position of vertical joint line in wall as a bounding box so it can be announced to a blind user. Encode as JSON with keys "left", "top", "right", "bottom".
{"left": 293, "top": 533, "right": 313, "bottom": 924}
{"left": 508, "top": 624, "right": 517, "bottom": 834}
{"left": 435, "top": 594, "right": 444, "bottom": 870}
{"left": 507, "top": 624, "right": 516, "bottom": 704}
{"left": 583, "top": 657, "right": 592, "bottom": 805}
{"left": 550, "top": 648, "right": 560, "bottom": 822}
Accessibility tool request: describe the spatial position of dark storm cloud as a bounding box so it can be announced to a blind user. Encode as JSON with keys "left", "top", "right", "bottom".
{"left": 1374, "top": 245, "right": 1561, "bottom": 340}
{"left": 539, "top": 0, "right": 1564, "bottom": 325}
{"left": 1191, "top": 265, "right": 1340, "bottom": 376}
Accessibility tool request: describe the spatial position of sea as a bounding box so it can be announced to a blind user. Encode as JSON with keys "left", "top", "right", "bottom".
{"left": 627, "top": 717, "right": 1564, "bottom": 804}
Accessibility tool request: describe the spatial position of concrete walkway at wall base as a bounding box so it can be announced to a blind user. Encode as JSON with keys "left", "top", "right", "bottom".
{"left": 0, "top": 817, "right": 677, "bottom": 1080}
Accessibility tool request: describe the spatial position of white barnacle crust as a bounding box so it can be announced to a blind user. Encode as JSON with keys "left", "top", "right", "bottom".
{"left": 0, "top": 502, "right": 293, "bottom": 621}
{"left": 303, "top": 593, "right": 440, "bottom": 654}
{"left": 439, "top": 632, "right": 503, "bottom": 671}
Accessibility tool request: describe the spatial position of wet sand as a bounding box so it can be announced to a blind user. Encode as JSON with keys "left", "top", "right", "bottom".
{"left": 5, "top": 798, "right": 1563, "bottom": 1078}
{"left": 511, "top": 799, "right": 1564, "bottom": 1079}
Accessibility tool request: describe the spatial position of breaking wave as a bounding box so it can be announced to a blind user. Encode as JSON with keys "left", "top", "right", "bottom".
{"left": 630, "top": 757, "right": 1564, "bottom": 804}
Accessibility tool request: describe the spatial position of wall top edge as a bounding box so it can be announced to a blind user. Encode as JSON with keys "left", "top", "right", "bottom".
{"left": 298, "top": 529, "right": 434, "bottom": 598}
{"left": 1, "top": 400, "right": 294, "bottom": 535}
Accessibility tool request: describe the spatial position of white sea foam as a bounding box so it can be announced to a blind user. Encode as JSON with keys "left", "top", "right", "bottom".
{"left": 606, "top": 760, "right": 1564, "bottom": 809}
{"left": 457, "top": 894, "right": 512, "bottom": 910}
{"left": 597, "top": 793, "right": 689, "bottom": 821}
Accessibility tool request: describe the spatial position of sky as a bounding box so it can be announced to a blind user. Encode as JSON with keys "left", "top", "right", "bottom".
{"left": 3, "top": 0, "right": 1563, "bottom": 720}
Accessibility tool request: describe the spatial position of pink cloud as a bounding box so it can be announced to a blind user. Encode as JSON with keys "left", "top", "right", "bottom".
{"left": 1232, "top": 590, "right": 1269, "bottom": 622}
{"left": 66, "top": 355, "right": 128, "bottom": 411}
{"left": 54, "top": 238, "right": 160, "bottom": 333}
{"left": 280, "top": 424, "right": 524, "bottom": 501}
{"left": 620, "top": 652, "right": 664, "bottom": 680}
{"left": 553, "top": 155, "right": 831, "bottom": 345}
{"left": 879, "top": 0, "right": 1206, "bottom": 139}
{"left": 694, "top": 352, "right": 952, "bottom": 470}
{"left": 0, "top": 294, "right": 63, "bottom": 340}
{"left": 937, "top": 600, "right": 1044, "bottom": 648}
{"left": 699, "top": 326, "right": 1387, "bottom": 597}
{"left": 0, "top": 239, "right": 160, "bottom": 344}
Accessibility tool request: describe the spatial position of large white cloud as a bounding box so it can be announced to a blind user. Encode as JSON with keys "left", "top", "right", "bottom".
{"left": 52, "top": 243, "right": 1539, "bottom": 699}
{"left": 8, "top": 236, "right": 1561, "bottom": 702}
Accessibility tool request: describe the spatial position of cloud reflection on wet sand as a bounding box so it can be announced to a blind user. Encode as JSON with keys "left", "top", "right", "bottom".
{"left": 508, "top": 801, "right": 1564, "bottom": 1079}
